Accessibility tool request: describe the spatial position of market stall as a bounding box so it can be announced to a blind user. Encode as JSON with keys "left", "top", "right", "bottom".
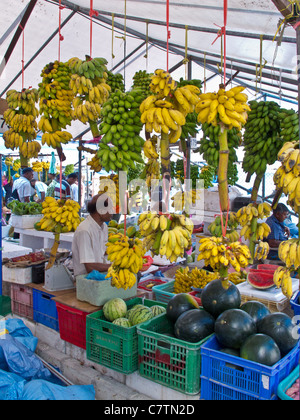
{"left": 0, "top": 0, "right": 299, "bottom": 402}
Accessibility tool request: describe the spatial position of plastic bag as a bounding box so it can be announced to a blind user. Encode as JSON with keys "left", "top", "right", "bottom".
{"left": 86, "top": 270, "right": 107, "bottom": 281}
{"left": 0, "top": 335, "right": 52, "bottom": 382}
{"left": 21, "top": 380, "right": 95, "bottom": 401}
{"left": 0, "top": 319, "right": 38, "bottom": 352}
{"left": 0, "top": 369, "right": 25, "bottom": 401}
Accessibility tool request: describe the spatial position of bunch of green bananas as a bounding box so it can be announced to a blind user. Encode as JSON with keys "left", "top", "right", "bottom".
{"left": 132, "top": 70, "right": 152, "bottom": 98}
{"left": 198, "top": 165, "right": 214, "bottom": 189}
{"left": 208, "top": 212, "right": 239, "bottom": 242}
{"left": 242, "top": 101, "right": 283, "bottom": 177}
{"left": 180, "top": 111, "right": 199, "bottom": 141}
{"left": 273, "top": 266, "right": 293, "bottom": 299}
{"left": 274, "top": 141, "right": 300, "bottom": 214}
{"left": 175, "top": 159, "right": 184, "bottom": 183}
{"left": 3, "top": 88, "right": 41, "bottom": 158}
{"left": 177, "top": 77, "right": 202, "bottom": 91}
{"left": 68, "top": 56, "right": 110, "bottom": 137}
{"left": 38, "top": 61, "right": 73, "bottom": 149}
{"left": 68, "top": 56, "right": 108, "bottom": 80}
{"left": 96, "top": 89, "right": 145, "bottom": 172}
{"left": 278, "top": 108, "right": 299, "bottom": 142}
{"left": 138, "top": 212, "right": 193, "bottom": 263}
{"left": 107, "top": 71, "right": 125, "bottom": 93}
{"left": 199, "top": 123, "right": 241, "bottom": 168}
{"left": 198, "top": 237, "right": 251, "bottom": 273}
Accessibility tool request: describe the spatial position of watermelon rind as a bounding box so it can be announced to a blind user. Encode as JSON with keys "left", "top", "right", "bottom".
{"left": 150, "top": 305, "right": 166, "bottom": 317}
{"left": 129, "top": 305, "right": 154, "bottom": 326}
{"left": 247, "top": 273, "right": 275, "bottom": 290}
{"left": 112, "top": 318, "right": 132, "bottom": 328}
{"left": 103, "top": 298, "right": 127, "bottom": 322}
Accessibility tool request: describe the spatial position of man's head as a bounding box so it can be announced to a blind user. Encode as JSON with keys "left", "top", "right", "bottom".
{"left": 30, "top": 179, "right": 37, "bottom": 189}
{"left": 67, "top": 172, "right": 78, "bottom": 186}
{"left": 87, "top": 194, "right": 113, "bottom": 223}
{"left": 48, "top": 173, "right": 56, "bottom": 181}
{"left": 273, "top": 203, "right": 289, "bottom": 223}
{"left": 22, "top": 168, "right": 34, "bottom": 181}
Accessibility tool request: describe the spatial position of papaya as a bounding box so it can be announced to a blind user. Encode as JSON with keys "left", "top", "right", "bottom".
{"left": 109, "top": 220, "right": 118, "bottom": 228}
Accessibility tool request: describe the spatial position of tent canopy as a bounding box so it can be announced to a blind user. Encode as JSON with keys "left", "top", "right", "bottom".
{"left": 0, "top": 0, "right": 298, "bottom": 139}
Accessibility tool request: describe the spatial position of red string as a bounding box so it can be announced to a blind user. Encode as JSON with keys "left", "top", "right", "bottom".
{"left": 212, "top": 0, "right": 228, "bottom": 85}
{"left": 58, "top": 0, "right": 65, "bottom": 61}
{"left": 166, "top": 0, "right": 171, "bottom": 71}
{"left": 220, "top": 198, "right": 230, "bottom": 238}
{"left": 90, "top": 1, "right": 99, "bottom": 58}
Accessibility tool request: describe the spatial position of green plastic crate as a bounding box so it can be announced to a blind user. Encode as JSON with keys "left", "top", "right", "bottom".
{"left": 0, "top": 296, "right": 11, "bottom": 317}
{"left": 137, "top": 313, "right": 212, "bottom": 395}
{"left": 86, "top": 298, "right": 167, "bottom": 375}
{"left": 152, "top": 280, "right": 176, "bottom": 303}
{"left": 277, "top": 366, "right": 300, "bottom": 400}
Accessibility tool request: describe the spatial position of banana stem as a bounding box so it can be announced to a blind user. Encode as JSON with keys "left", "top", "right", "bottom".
{"left": 89, "top": 120, "right": 100, "bottom": 138}
{"left": 249, "top": 216, "right": 258, "bottom": 263}
{"left": 20, "top": 154, "right": 29, "bottom": 169}
{"left": 218, "top": 127, "right": 229, "bottom": 213}
{"left": 46, "top": 234, "right": 60, "bottom": 271}
{"left": 161, "top": 132, "right": 171, "bottom": 212}
{"left": 219, "top": 265, "right": 228, "bottom": 280}
{"left": 251, "top": 173, "right": 263, "bottom": 203}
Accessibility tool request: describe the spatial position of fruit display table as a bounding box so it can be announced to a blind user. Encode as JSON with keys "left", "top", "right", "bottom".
{"left": 14, "top": 228, "right": 74, "bottom": 252}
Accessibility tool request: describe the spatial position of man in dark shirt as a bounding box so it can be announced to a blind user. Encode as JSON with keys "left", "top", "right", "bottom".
{"left": 54, "top": 175, "right": 71, "bottom": 200}
{"left": 266, "top": 203, "right": 290, "bottom": 259}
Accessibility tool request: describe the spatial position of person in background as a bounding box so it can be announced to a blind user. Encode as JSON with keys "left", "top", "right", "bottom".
{"left": 12, "top": 168, "right": 34, "bottom": 203}
{"left": 54, "top": 174, "right": 71, "bottom": 200}
{"left": 72, "top": 194, "right": 113, "bottom": 278}
{"left": 3, "top": 177, "right": 13, "bottom": 204}
{"left": 266, "top": 203, "right": 290, "bottom": 259}
{"left": 30, "top": 178, "right": 48, "bottom": 203}
{"left": 284, "top": 214, "right": 298, "bottom": 239}
{"left": 46, "top": 173, "right": 57, "bottom": 197}
{"left": 67, "top": 173, "right": 79, "bottom": 202}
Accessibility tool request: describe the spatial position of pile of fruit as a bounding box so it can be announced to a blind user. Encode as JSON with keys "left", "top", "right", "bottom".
{"left": 36, "top": 197, "right": 82, "bottom": 234}
{"left": 171, "top": 190, "right": 200, "bottom": 212}
{"left": 68, "top": 56, "right": 111, "bottom": 137}
{"left": 174, "top": 267, "right": 219, "bottom": 293}
{"left": 10, "top": 251, "right": 46, "bottom": 264}
{"left": 198, "top": 165, "right": 214, "bottom": 189}
{"left": 107, "top": 71, "right": 125, "bottom": 93}
{"left": 106, "top": 234, "right": 146, "bottom": 290}
{"left": 139, "top": 213, "right": 193, "bottom": 263}
{"left": 32, "top": 161, "right": 43, "bottom": 180}
{"left": 108, "top": 219, "right": 138, "bottom": 239}
{"left": 3, "top": 88, "right": 41, "bottom": 158}
{"left": 198, "top": 237, "right": 251, "bottom": 273}
{"left": 7, "top": 200, "right": 42, "bottom": 215}
{"left": 102, "top": 298, "right": 166, "bottom": 327}
{"left": 242, "top": 100, "right": 283, "bottom": 177}
{"left": 96, "top": 89, "right": 145, "bottom": 172}
{"left": 132, "top": 70, "right": 152, "bottom": 98}
{"left": 38, "top": 61, "right": 73, "bottom": 148}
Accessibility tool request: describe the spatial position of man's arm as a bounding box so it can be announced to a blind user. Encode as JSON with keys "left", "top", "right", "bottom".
{"left": 267, "top": 239, "right": 282, "bottom": 248}
{"left": 84, "top": 262, "right": 111, "bottom": 273}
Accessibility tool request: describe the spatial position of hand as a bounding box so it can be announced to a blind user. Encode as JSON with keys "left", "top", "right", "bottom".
{"left": 284, "top": 226, "right": 290, "bottom": 237}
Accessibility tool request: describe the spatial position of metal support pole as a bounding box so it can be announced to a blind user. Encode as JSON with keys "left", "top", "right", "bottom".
{"left": 78, "top": 139, "right": 82, "bottom": 213}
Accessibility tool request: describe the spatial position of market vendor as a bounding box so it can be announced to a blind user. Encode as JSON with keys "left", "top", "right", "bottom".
{"left": 266, "top": 203, "right": 290, "bottom": 259}
{"left": 12, "top": 168, "right": 34, "bottom": 203}
{"left": 72, "top": 194, "right": 113, "bottom": 278}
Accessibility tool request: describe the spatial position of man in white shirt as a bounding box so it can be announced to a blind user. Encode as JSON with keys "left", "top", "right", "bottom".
{"left": 12, "top": 168, "right": 34, "bottom": 203}
{"left": 67, "top": 173, "right": 79, "bottom": 202}
{"left": 72, "top": 194, "right": 114, "bottom": 278}
{"left": 30, "top": 179, "right": 48, "bottom": 202}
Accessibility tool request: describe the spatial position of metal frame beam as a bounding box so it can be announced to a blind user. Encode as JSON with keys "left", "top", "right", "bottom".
{"left": 0, "top": 10, "right": 76, "bottom": 98}
{"left": 0, "top": 5, "right": 28, "bottom": 46}
{"left": 0, "top": 0, "right": 39, "bottom": 77}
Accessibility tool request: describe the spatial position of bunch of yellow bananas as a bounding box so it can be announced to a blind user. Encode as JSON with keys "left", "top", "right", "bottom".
{"left": 105, "top": 235, "right": 145, "bottom": 290}
{"left": 98, "top": 175, "right": 119, "bottom": 209}
{"left": 149, "top": 69, "right": 177, "bottom": 98}
{"left": 228, "top": 271, "right": 247, "bottom": 285}
{"left": 240, "top": 222, "right": 271, "bottom": 241}
{"left": 278, "top": 238, "right": 300, "bottom": 270}
{"left": 171, "top": 190, "right": 200, "bottom": 212}
{"left": 143, "top": 139, "right": 159, "bottom": 160}
{"left": 196, "top": 86, "right": 251, "bottom": 131}
{"left": 42, "top": 162, "right": 50, "bottom": 172}
{"left": 236, "top": 203, "right": 271, "bottom": 227}
{"left": 198, "top": 237, "right": 251, "bottom": 272}
{"left": 254, "top": 241, "right": 270, "bottom": 261}
{"left": 38, "top": 61, "right": 74, "bottom": 149}
{"left": 12, "top": 159, "right": 21, "bottom": 172}
{"left": 5, "top": 157, "right": 13, "bottom": 167}
{"left": 274, "top": 142, "right": 300, "bottom": 213}
{"left": 36, "top": 197, "right": 82, "bottom": 234}
{"left": 138, "top": 212, "right": 193, "bottom": 263}
{"left": 32, "top": 161, "right": 44, "bottom": 180}
{"left": 225, "top": 230, "right": 240, "bottom": 242}
{"left": 174, "top": 266, "right": 219, "bottom": 294}
{"left": 273, "top": 267, "right": 293, "bottom": 299}
{"left": 173, "top": 85, "right": 201, "bottom": 116}
{"left": 3, "top": 88, "right": 41, "bottom": 158}
{"left": 72, "top": 97, "right": 104, "bottom": 124}
{"left": 87, "top": 154, "right": 102, "bottom": 173}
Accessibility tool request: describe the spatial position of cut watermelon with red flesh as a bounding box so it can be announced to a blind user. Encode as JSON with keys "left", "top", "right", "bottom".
{"left": 247, "top": 272, "right": 275, "bottom": 290}
{"left": 257, "top": 264, "right": 281, "bottom": 272}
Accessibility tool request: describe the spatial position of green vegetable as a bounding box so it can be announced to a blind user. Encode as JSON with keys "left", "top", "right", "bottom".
{"left": 7, "top": 200, "right": 43, "bottom": 216}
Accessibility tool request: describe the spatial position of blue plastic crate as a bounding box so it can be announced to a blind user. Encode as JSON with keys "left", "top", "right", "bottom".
{"left": 152, "top": 280, "right": 175, "bottom": 303}
{"left": 291, "top": 291, "right": 300, "bottom": 320}
{"left": 33, "top": 288, "right": 59, "bottom": 332}
{"left": 200, "top": 335, "right": 300, "bottom": 400}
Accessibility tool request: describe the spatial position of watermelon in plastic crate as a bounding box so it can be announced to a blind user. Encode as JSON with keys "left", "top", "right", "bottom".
{"left": 200, "top": 335, "right": 300, "bottom": 400}
{"left": 86, "top": 298, "right": 167, "bottom": 374}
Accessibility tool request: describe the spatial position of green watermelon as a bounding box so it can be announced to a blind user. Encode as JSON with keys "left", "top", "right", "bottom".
{"left": 129, "top": 305, "right": 153, "bottom": 326}
{"left": 150, "top": 305, "right": 166, "bottom": 317}
{"left": 126, "top": 304, "right": 144, "bottom": 319}
{"left": 103, "top": 298, "right": 127, "bottom": 322}
{"left": 112, "top": 318, "right": 132, "bottom": 328}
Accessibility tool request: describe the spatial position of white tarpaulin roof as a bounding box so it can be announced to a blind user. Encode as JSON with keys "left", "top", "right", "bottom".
{"left": 0, "top": 0, "right": 298, "bottom": 140}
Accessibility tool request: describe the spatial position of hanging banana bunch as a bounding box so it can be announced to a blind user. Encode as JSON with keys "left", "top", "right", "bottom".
{"left": 3, "top": 88, "right": 41, "bottom": 160}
